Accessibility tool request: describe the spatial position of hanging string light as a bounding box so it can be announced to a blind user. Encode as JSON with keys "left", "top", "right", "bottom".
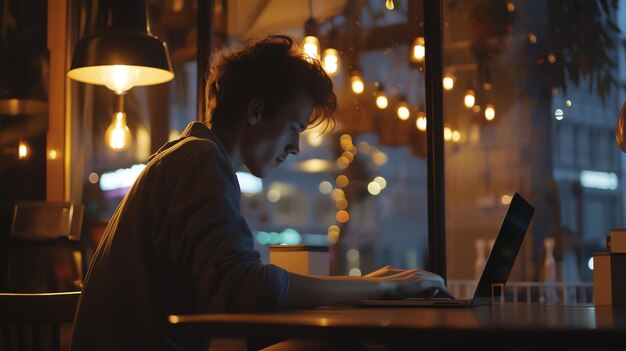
{"left": 443, "top": 127, "right": 452, "bottom": 141}
{"left": 351, "top": 70, "right": 364, "bottom": 94}
{"left": 411, "top": 37, "right": 425, "bottom": 64}
{"left": 105, "top": 94, "right": 132, "bottom": 151}
{"left": 385, "top": 0, "right": 395, "bottom": 10}
{"left": 322, "top": 26, "right": 340, "bottom": 76}
{"left": 416, "top": 111, "right": 427, "bottom": 131}
{"left": 302, "top": 0, "right": 320, "bottom": 61}
{"left": 18, "top": 140, "right": 30, "bottom": 160}
{"left": 322, "top": 48, "right": 339, "bottom": 76}
{"left": 452, "top": 130, "right": 461, "bottom": 142}
{"left": 396, "top": 98, "right": 410, "bottom": 120}
{"left": 464, "top": 89, "right": 476, "bottom": 108}
{"left": 375, "top": 83, "right": 388, "bottom": 109}
{"left": 484, "top": 103, "right": 496, "bottom": 121}
{"left": 442, "top": 72, "right": 456, "bottom": 91}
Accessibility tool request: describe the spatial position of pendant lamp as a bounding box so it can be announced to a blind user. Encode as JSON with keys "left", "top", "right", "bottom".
{"left": 67, "top": 0, "right": 174, "bottom": 95}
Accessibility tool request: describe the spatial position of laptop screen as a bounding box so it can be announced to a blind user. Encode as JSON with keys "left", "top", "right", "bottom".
{"left": 473, "top": 193, "right": 535, "bottom": 299}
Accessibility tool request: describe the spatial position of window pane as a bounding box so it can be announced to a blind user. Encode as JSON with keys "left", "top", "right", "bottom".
{"left": 227, "top": 0, "right": 430, "bottom": 275}
{"left": 442, "top": 0, "right": 624, "bottom": 291}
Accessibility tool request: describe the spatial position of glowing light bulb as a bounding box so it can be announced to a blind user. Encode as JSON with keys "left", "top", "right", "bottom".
{"left": 105, "top": 112, "right": 132, "bottom": 151}
{"left": 48, "top": 149, "right": 58, "bottom": 160}
{"left": 367, "top": 182, "right": 381, "bottom": 195}
{"left": 442, "top": 73, "right": 455, "bottom": 90}
{"left": 373, "top": 176, "right": 387, "bottom": 189}
{"left": 555, "top": 108, "right": 564, "bottom": 120}
{"left": 322, "top": 48, "right": 340, "bottom": 76}
{"left": 351, "top": 72, "right": 364, "bottom": 94}
{"left": 396, "top": 101, "right": 410, "bottom": 120}
{"left": 444, "top": 127, "right": 452, "bottom": 141}
{"left": 452, "top": 130, "right": 461, "bottom": 142}
{"left": 411, "top": 37, "right": 425, "bottom": 63}
{"left": 485, "top": 104, "right": 495, "bottom": 121}
{"left": 386, "top": 0, "right": 394, "bottom": 10}
{"left": 464, "top": 90, "right": 475, "bottom": 108}
{"left": 416, "top": 111, "right": 427, "bottom": 131}
{"left": 376, "top": 93, "right": 388, "bottom": 109}
{"left": 507, "top": 1, "right": 515, "bottom": 12}
{"left": 67, "top": 63, "right": 174, "bottom": 94}
{"left": 302, "top": 36, "right": 321, "bottom": 61}
{"left": 101, "top": 65, "right": 138, "bottom": 94}
{"left": 18, "top": 141, "right": 30, "bottom": 159}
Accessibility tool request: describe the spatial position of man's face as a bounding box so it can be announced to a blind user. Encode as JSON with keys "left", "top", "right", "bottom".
{"left": 242, "top": 91, "right": 313, "bottom": 178}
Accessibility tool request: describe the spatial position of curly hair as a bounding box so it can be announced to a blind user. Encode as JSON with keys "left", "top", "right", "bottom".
{"left": 204, "top": 35, "right": 336, "bottom": 131}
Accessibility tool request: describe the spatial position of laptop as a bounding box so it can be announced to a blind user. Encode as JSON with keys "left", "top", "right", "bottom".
{"left": 353, "top": 192, "right": 534, "bottom": 307}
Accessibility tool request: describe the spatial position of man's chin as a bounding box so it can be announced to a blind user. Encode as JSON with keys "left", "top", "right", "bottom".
{"left": 243, "top": 165, "right": 269, "bottom": 178}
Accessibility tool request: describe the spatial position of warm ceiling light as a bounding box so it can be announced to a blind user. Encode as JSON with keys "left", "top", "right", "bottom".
{"left": 411, "top": 37, "right": 425, "bottom": 63}
{"left": 442, "top": 73, "right": 455, "bottom": 91}
{"left": 302, "top": 0, "right": 320, "bottom": 62}
{"left": 376, "top": 94, "right": 388, "bottom": 109}
{"left": 452, "top": 130, "right": 461, "bottom": 142}
{"left": 18, "top": 141, "right": 30, "bottom": 160}
{"left": 485, "top": 104, "right": 496, "bottom": 121}
{"left": 375, "top": 84, "right": 388, "bottom": 109}
{"left": 351, "top": 71, "right": 364, "bottom": 94}
{"left": 396, "top": 100, "right": 410, "bottom": 120}
{"left": 464, "top": 90, "right": 476, "bottom": 108}
{"left": 444, "top": 127, "right": 452, "bottom": 141}
{"left": 105, "top": 112, "right": 132, "bottom": 151}
{"left": 302, "top": 36, "right": 321, "bottom": 61}
{"left": 67, "top": 0, "right": 174, "bottom": 94}
{"left": 416, "top": 111, "right": 427, "bottom": 131}
{"left": 386, "top": 0, "right": 395, "bottom": 10}
{"left": 322, "top": 48, "right": 340, "bottom": 76}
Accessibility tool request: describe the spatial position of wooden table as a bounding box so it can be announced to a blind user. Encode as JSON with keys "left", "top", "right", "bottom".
{"left": 168, "top": 303, "right": 626, "bottom": 350}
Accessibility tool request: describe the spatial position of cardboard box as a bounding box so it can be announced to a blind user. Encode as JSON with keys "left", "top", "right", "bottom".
{"left": 269, "top": 245, "right": 329, "bottom": 276}
{"left": 593, "top": 252, "right": 612, "bottom": 306}
{"left": 608, "top": 228, "right": 626, "bottom": 253}
{"left": 593, "top": 251, "right": 626, "bottom": 306}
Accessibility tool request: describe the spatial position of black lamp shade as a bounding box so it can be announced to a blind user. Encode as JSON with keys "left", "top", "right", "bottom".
{"left": 67, "top": 0, "right": 174, "bottom": 93}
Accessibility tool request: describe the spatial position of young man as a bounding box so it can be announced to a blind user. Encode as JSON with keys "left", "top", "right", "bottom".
{"left": 71, "top": 35, "right": 450, "bottom": 351}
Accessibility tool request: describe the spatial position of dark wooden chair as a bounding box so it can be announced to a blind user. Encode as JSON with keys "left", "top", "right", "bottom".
{"left": 0, "top": 291, "right": 80, "bottom": 351}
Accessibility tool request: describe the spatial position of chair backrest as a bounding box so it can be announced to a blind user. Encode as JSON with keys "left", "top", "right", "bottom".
{"left": 0, "top": 291, "right": 81, "bottom": 351}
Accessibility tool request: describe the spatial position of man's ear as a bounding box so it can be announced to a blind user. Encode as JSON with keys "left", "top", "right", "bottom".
{"left": 247, "top": 98, "right": 264, "bottom": 126}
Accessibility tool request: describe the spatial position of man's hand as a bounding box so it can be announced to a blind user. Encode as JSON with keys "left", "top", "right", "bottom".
{"left": 365, "top": 266, "right": 454, "bottom": 299}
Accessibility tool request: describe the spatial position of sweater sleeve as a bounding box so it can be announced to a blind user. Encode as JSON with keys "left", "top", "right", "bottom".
{"left": 151, "top": 148, "right": 289, "bottom": 313}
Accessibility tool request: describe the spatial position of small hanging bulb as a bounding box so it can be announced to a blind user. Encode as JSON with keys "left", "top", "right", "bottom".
{"left": 376, "top": 93, "right": 388, "bottom": 109}
{"left": 442, "top": 72, "right": 455, "bottom": 91}
{"left": 375, "top": 84, "right": 388, "bottom": 109}
{"left": 464, "top": 90, "right": 476, "bottom": 108}
{"left": 386, "top": 0, "right": 394, "bottom": 10}
{"left": 322, "top": 48, "right": 340, "bottom": 76}
{"left": 444, "top": 127, "right": 452, "bottom": 141}
{"left": 302, "top": 36, "right": 321, "bottom": 61}
{"left": 18, "top": 140, "right": 30, "bottom": 160}
{"left": 485, "top": 104, "right": 495, "bottom": 121}
{"left": 411, "top": 37, "right": 425, "bottom": 63}
{"left": 351, "top": 71, "right": 364, "bottom": 94}
{"left": 452, "top": 130, "right": 461, "bottom": 142}
{"left": 416, "top": 111, "right": 427, "bottom": 131}
{"left": 105, "top": 112, "right": 132, "bottom": 151}
{"left": 396, "top": 100, "right": 410, "bottom": 120}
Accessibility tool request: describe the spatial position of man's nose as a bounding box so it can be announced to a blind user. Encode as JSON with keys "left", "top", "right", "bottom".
{"left": 286, "top": 136, "right": 300, "bottom": 155}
